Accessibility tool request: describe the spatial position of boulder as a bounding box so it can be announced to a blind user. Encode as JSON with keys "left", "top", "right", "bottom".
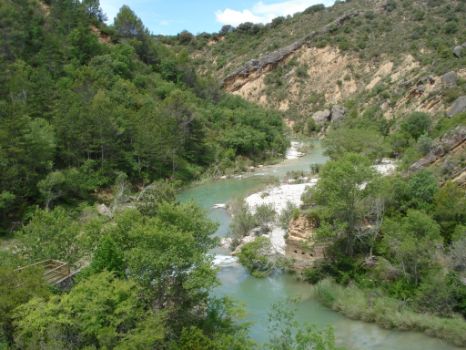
{"left": 447, "top": 96, "right": 466, "bottom": 117}
{"left": 409, "top": 125, "right": 466, "bottom": 172}
{"left": 453, "top": 46, "right": 463, "bottom": 58}
{"left": 312, "top": 109, "right": 331, "bottom": 125}
{"left": 441, "top": 71, "right": 457, "bottom": 88}
{"left": 453, "top": 42, "right": 466, "bottom": 57}
{"left": 96, "top": 203, "right": 112, "bottom": 217}
{"left": 331, "top": 105, "right": 346, "bottom": 122}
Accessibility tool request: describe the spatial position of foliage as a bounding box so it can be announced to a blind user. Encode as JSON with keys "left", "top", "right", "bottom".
{"left": 323, "top": 127, "right": 388, "bottom": 161}
{"left": 306, "top": 153, "right": 376, "bottom": 256}
{"left": 230, "top": 202, "right": 257, "bottom": 243}
{"left": 279, "top": 202, "right": 300, "bottom": 230}
{"left": 314, "top": 279, "right": 466, "bottom": 347}
{"left": 266, "top": 300, "right": 343, "bottom": 350}
{"left": 18, "top": 207, "right": 83, "bottom": 266}
{"left": 382, "top": 210, "right": 442, "bottom": 286}
{"left": 238, "top": 237, "right": 274, "bottom": 278}
{"left": 254, "top": 204, "right": 276, "bottom": 230}
{"left": 14, "top": 272, "right": 165, "bottom": 349}
{"left": 433, "top": 181, "right": 466, "bottom": 241}
{"left": 0, "top": 261, "right": 50, "bottom": 345}
{"left": 0, "top": 0, "right": 287, "bottom": 231}
{"left": 89, "top": 234, "right": 125, "bottom": 276}
{"left": 400, "top": 112, "right": 432, "bottom": 141}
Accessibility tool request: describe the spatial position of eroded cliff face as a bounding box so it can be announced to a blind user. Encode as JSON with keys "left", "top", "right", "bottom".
{"left": 286, "top": 216, "right": 325, "bottom": 271}
{"left": 224, "top": 41, "right": 461, "bottom": 119}
{"left": 409, "top": 125, "right": 466, "bottom": 187}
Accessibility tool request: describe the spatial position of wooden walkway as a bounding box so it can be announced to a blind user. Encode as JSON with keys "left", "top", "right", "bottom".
{"left": 16, "top": 259, "right": 76, "bottom": 287}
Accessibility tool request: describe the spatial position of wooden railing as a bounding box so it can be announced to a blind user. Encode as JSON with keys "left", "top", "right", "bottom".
{"left": 16, "top": 259, "right": 72, "bottom": 286}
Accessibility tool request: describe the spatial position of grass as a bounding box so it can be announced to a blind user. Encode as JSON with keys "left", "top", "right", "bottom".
{"left": 313, "top": 278, "right": 466, "bottom": 347}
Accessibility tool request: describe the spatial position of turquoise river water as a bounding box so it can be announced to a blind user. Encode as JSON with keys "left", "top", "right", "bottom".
{"left": 178, "top": 141, "right": 463, "bottom": 350}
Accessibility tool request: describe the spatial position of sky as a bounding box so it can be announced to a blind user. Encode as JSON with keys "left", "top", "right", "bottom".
{"left": 99, "top": 0, "right": 335, "bottom": 35}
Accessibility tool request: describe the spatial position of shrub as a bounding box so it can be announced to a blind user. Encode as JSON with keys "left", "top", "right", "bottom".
{"left": 238, "top": 237, "right": 274, "bottom": 278}
{"left": 400, "top": 112, "right": 432, "bottom": 141}
{"left": 278, "top": 202, "right": 299, "bottom": 230}
{"left": 229, "top": 201, "right": 256, "bottom": 243}
{"left": 254, "top": 204, "right": 276, "bottom": 230}
{"left": 313, "top": 279, "right": 466, "bottom": 346}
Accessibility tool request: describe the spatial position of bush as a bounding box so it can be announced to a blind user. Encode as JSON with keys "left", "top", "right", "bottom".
{"left": 254, "top": 204, "right": 276, "bottom": 230}
{"left": 400, "top": 112, "right": 432, "bottom": 141}
{"left": 313, "top": 279, "right": 466, "bottom": 346}
{"left": 238, "top": 237, "right": 274, "bottom": 278}
{"left": 229, "top": 201, "right": 256, "bottom": 243}
{"left": 278, "top": 202, "right": 299, "bottom": 230}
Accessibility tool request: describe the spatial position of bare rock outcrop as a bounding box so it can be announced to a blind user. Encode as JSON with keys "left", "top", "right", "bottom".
{"left": 286, "top": 216, "right": 325, "bottom": 270}
{"left": 453, "top": 42, "right": 466, "bottom": 58}
{"left": 223, "top": 11, "right": 362, "bottom": 92}
{"left": 409, "top": 125, "right": 466, "bottom": 172}
{"left": 447, "top": 96, "right": 466, "bottom": 117}
{"left": 312, "top": 109, "right": 331, "bottom": 125}
{"left": 331, "top": 104, "right": 346, "bottom": 122}
{"left": 441, "top": 71, "right": 457, "bottom": 88}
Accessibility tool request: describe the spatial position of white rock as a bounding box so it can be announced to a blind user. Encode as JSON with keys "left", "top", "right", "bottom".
{"left": 286, "top": 141, "right": 305, "bottom": 160}
{"left": 373, "top": 159, "right": 396, "bottom": 176}
{"left": 213, "top": 203, "right": 227, "bottom": 209}
{"left": 96, "top": 204, "right": 112, "bottom": 217}
{"left": 245, "top": 180, "right": 318, "bottom": 215}
{"left": 266, "top": 227, "right": 286, "bottom": 255}
{"left": 212, "top": 255, "right": 239, "bottom": 267}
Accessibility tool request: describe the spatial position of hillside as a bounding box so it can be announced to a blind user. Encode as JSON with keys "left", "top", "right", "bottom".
{"left": 178, "top": 0, "right": 466, "bottom": 184}
{"left": 0, "top": 1, "right": 465, "bottom": 349}
{"left": 0, "top": 0, "right": 287, "bottom": 231}
{"left": 188, "top": 0, "right": 465, "bottom": 115}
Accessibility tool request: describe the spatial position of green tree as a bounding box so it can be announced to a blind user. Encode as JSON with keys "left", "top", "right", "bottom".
{"left": 238, "top": 237, "right": 274, "bottom": 278}
{"left": 323, "top": 127, "right": 388, "bottom": 161}
{"left": 0, "top": 258, "right": 49, "bottom": 345}
{"left": 400, "top": 112, "right": 431, "bottom": 141}
{"left": 124, "top": 203, "right": 217, "bottom": 331}
{"left": 114, "top": 5, "right": 148, "bottom": 39}
{"left": 37, "top": 171, "right": 66, "bottom": 210}
{"left": 266, "top": 300, "right": 343, "bottom": 350}
{"left": 14, "top": 272, "right": 164, "bottom": 349}
{"left": 434, "top": 181, "right": 466, "bottom": 241}
{"left": 18, "top": 208, "right": 82, "bottom": 266}
{"left": 82, "top": 0, "right": 106, "bottom": 22}
{"left": 308, "top": 153, "right": 376, "bottom": 256}
{"left": 382, "top": 210, "right": 442, "bottom": 286}
{"left": 90, "top": 234, "right": 125, "bottom": 276}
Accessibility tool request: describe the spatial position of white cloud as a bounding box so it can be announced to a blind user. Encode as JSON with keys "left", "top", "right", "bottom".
{"left": 215, "top": 0, "right": 333, "bottom": 27}
{"left": 99, "top": 0, "right": 125, "bottom": 22}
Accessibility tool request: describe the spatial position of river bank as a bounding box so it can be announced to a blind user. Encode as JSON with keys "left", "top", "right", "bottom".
{"left": 178, "top": 139, "right": 463, "bottom": 350}
{"left": 314, "top": 279, "right": 466, "bottom": 347}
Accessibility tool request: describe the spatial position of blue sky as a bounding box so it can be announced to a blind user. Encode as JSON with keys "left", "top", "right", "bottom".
{"left": 100, "top": 0, "right": 335, "bottom": 35}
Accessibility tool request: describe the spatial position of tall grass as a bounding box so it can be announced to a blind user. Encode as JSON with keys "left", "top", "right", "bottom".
{"left": 313, "top": 279, "right": 466, "bottom": 347}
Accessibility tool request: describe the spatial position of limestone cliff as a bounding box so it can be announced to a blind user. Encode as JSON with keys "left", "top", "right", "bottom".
{"left": 286, "top": 216, "right": 325, "bottom": 270}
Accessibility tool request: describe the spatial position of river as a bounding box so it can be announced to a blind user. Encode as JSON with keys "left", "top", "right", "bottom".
{"left": 178, "top": 140, "right": 462, "bottom": 350}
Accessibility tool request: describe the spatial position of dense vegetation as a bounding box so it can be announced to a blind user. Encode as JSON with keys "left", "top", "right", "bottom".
{"left": 183, "top": 0, "right": 466, "bottom": 78}
{"left": 299, "top": 125, "right": 466, "bottom": 344}
{"left": 1, "top": 0, "right": 465, "bottom": 348}
{"left": 0, "top": 0, "right": 287, "bottom": 234}
{"left": 0, "top": 1, "right": 347, "bottom": 349}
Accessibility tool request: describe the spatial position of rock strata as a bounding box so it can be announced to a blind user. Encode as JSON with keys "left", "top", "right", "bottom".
{"left": 286, "top": 216, "right": 325, "bottom": 270}
{"left": 409, "top": 125, "right": 466, "bottom": 172}
{"left": 223, "top": 11, "right": 362, "bottom": 91}
{"left": 441, "top": 71, "right": 457, "bottom": 88}
{"left": 447, "top": 96, "right": 466, "bottom": 117}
